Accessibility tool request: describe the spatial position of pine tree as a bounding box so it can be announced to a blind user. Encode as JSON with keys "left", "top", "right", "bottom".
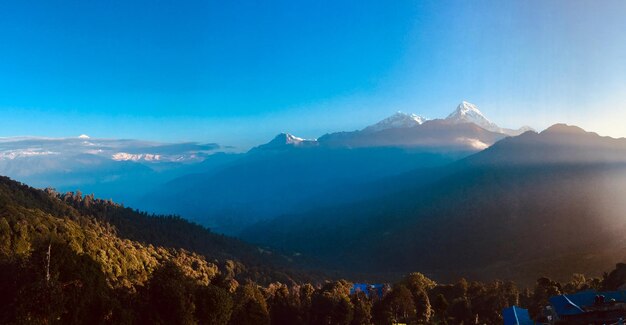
{"left": 414, "top": 288, "right": 432, "bottom": 324}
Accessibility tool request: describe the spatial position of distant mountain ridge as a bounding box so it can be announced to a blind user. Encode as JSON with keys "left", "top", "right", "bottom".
{"left": 3, "top": 102, "right": 625, "bottom": 288}
{"left": 363, "top": 111, "right": 427, "bottom": 132}
{"left": 445, "top": 101, "right": 532, "bottom": 136}
{"left": 317, "top": 118, "right": 504, "bottom": 150}
{"left": 242, "top": 124, "right": 626, "bottom": 284}
{"left": 147, "top": 101, "right": 525, "bottom": 233}
{"left": 465, "top": 123, "right": 626, "bottom": 166}
{"left": 2, "top": 101, "right": 535, "bottom": 235}
{"left": 251, "top": 133, "right": 319, "bottom": 151}
{"left": 257, "top": 101, "right": 532, "bottom": 151}
{"left": 133, "top": 101, "right": 539, "bottom": 234}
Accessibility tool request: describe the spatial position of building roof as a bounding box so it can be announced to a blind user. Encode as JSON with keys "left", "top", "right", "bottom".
{"left": 549, "top": 290, "right": 626, "bottom": 317}
{"left": 350, "top": 283, "right": 385, "bottom": 298}
{"left": 503, "top": 306, "right": 534, "bottom": 325}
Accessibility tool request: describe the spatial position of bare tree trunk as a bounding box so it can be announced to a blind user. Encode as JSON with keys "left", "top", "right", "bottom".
{"left": 46, "top": 242, "right": 51, "bottom": 285}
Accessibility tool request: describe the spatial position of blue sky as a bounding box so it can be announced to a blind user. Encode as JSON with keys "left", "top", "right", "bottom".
{"left": 1, "top": 0, "right": 625, "bottom": 149}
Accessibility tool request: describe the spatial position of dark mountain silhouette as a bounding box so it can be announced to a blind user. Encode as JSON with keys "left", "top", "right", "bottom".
{"left": 144, "top": 146, "right": 463, "bottom": 234}
{"left": 242, "top": 124, "right": 626, "bottom": 285}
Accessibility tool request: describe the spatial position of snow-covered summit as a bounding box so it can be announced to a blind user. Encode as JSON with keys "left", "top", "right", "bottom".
{"left": 267, "top": 133, "right": 316, "bottom": 145}
{"left": 254, "top": 133, "right": 319, "bottom": 151}
{"left": 277, "top": 133, "right": 308, "bottom": 145}
{"left": 445, "top": 101, "right": 500, "bottom": 133}
{"left": 364, "top": 112, "right": 427, "bottom": 132}
{"left": 445, "top": 101, "right": 534, "bottom": 136}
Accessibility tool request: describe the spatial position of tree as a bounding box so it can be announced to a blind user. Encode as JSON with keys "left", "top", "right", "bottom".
{"left": 10, "top": 241, "right": 114, "bottom": 325}
{"left": 454, "top": 278, "right": 469, "bottom": 299}
{"left": 0, "top": 218, "right": 11, "bottom": 256}
{"left": 414, "top": 288, "right": 432, "bottom": 324}
{"left": 431, "top": 293, "right": 449, "bottom": 323}
{"left": 350, "top": 291, "right": 372, "bottom": 325}
{"left": 311, "top": 281, "right": 354, "bottom": 325}
{"left": 141, "top": 262, "right": 197, "bottom": 325}
{"left": 268, "top": 284, "right": 302, "bottom": 325}
{"left": 403, "top": 272, "right": 436, "bottom": 292}
{"left": 229, "top": 283, "right": 270, "bottom": 325}
{"left": 448, "top": 297, "right": 472, "bottom": 324}
{"left": 469, "top": 280, "right": 519, "bottom": 324}
{"left": 373, "top": 285, "right": 415, "bottom": 325}
{"left": 195, "top": 285, "right": 233, "bottom": 325}
{"left": 299, "top": 283, "right": 315, "bottom": 324}
{"left": 530, "top": 277, "right": 561, "bottom": 319}
{"left": 603, "top": 263, "right": 626, "bottom": 291}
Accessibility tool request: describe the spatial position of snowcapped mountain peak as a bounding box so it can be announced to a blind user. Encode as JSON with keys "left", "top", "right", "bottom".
{"left": 447, "top": 101, "right": 489, "bottom": 121}
{"left": 78, "top": 134, "right": 90, "bottom": 139}
{"left": 283, "top": 133, "right": 306, "bottom": 144}
{"left": 364, "top": 111, "right": 427, "bottom": 132}
{"left": 254, "top": 133, "right": 318, "bottom": 151}
{"left": 271, "top": 133, "right": 310, "bottom": 145}
{"left": 446, "top": 101, "right": 500, "bottom": 133}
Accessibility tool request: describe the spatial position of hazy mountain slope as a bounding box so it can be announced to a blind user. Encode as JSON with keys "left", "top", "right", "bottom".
{"left": 77, "top": 152, "right": 244, "bottom": 209}
{"left": 145, "top": 146, "right": 461, "bottom": 234}
{"left": 318, "top": 119, "right": 507, "bottom": 149}
{"left": 146, "top": 102, "right": 529, "bottom": 234}
{"left": 2, "top": 102, "right": 530, "bottom": 237}
{"left": 464, "top": 124, "right": 626, "bottom": 166}
{"left": 242, "top": 125, "right": 626, "bottom": 284}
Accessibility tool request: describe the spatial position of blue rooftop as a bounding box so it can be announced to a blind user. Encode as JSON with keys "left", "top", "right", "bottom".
{"left": 350, "top": 283, "right": 385, "bottom": 298}
{"left": 549, "top": 290, "right": 626, "bottom": 317}
{"left": 503, "top": 306, "right": 534, "bottom": 325}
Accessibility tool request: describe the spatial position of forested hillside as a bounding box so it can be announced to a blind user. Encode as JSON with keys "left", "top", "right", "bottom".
{"left": 0, "top": 176, "right": 317, "bottom": 286}
{"left": 4, "top": 175, "right": 626, "bottom": 324}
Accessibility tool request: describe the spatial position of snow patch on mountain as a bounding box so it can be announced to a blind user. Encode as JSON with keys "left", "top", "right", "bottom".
{"left": 112, "top": 152, "right": 162, "bottom": 162}
{"left": 364, "top": 112, "right": 427, "bottom": 132}
{"left": 0, "top": 149, "right": 59, "bottom": 160}
{"left": 280, "top": 133, "right": 310, "bottom": 145}
{"left": 446, "top": 101, "right": 534, "bottom": 136}
{"left": 253, "top": 133, "right": 319, "bottom": 151}
{"left": 363, "top": 101, "right": 532, "bottom": 137}
{"left": 446, "top": 101, "right": 500, "bottom": 132}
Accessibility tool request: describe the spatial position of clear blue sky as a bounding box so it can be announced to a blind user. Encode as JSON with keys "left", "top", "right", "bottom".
{"left": 1, "top": 0, "right": 625, "bottom": 149}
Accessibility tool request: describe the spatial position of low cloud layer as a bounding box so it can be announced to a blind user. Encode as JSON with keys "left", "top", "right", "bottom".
{"left": 0, "top": 136, "right": 220, "bottom": 163}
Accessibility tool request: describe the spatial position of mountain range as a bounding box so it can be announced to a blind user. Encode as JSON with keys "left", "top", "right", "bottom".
{"left": 284, "top": 101, "right": 530, "bottom": 150}
{"left": 6, "top": 101, "right": 626, "bottom": 285}
{"left": 0, "top": 102, "right": 535, "bottom": 234}
{"left": 141, "top": 101, "right": 532, "bottom": 233}
{"left": 242, "top": 124, "right": 626, "bottom": 284}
